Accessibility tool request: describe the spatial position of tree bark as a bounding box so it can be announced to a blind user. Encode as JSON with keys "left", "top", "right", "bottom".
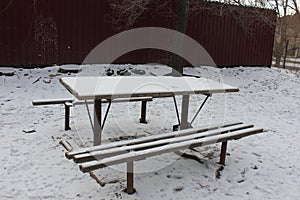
{"left": 171, "top": 0, "right": 189, "bottom": 76}
{"left": 273, "top": 0, "right": 291, "bottom": 67}
{"left": 275, "top": 24, "right": 288, "bottom": 67}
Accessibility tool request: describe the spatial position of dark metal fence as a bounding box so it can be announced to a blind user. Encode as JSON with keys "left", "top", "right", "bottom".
{"left": 0, "top": 0, "right": 276, "bottom": 67}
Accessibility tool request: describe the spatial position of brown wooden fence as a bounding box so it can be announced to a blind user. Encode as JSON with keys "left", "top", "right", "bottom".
{"left": 0, "top": 0, "right": 276, "bottom": 67}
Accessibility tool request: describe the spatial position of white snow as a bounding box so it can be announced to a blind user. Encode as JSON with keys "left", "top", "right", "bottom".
{"left": 0, "top": 64, "right": 299, "bottom": 199}
{"left": 59, "top": 65, "right": 82, "bottom": 73}
{"left": 60, "top": 76, "right": 238, "bottom": 99}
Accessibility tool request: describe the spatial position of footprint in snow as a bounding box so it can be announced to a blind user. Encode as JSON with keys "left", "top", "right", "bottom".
{"left": 22, "top": 129, "right": 36, "bottom": 134}
{"left": 173, "top": 186, "right": 184, "bottom": 192}
{"left": 166, "top": 174, "right": 183, "bottom": 179}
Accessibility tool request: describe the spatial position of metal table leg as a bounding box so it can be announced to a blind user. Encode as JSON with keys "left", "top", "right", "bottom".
{"left": 93, "top": 99, "right": 102, "bottom": 146}
{"left": 180, "top": 94, "right": 190, "bottom": 130}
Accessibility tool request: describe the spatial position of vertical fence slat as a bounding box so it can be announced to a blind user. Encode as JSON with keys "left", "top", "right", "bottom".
{"left": 0, "top": 0, "right": 276, "bottom": 67}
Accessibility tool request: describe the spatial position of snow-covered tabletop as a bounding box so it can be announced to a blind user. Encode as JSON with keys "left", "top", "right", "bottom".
{"left": 60, "top": 76, "right": 239, "bottom": 100}
{"left": 60, "top": 76, "right": 239, "bottom": 145}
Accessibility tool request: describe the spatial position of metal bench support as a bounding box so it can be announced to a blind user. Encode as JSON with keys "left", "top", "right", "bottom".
{"left": 64, "top": 103, "right": 72, "bottom": 130}
{"left": 140, "top": 100, "right": 147, "bottom": 123}
{"left": 126, "top": 161, "right": 135, "bottom": 194}
{"left": 219, "top": 141, "right": 228, "bottom": 165}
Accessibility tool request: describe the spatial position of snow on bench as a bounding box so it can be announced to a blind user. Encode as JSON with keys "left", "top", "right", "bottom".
{"left": 58, "top": 65, "right": 82, "bottom": 73}
{"left": 32, "top": 98, "right": 74, "bottom": 106}
{"left": 62, "top": 122, "right": 264, "bottom": 194}
{"left": 0, "top": 67, "right": 15, "bottom": 76}
{"left": 32, "top": 97, "right": 153, "bottom": 130}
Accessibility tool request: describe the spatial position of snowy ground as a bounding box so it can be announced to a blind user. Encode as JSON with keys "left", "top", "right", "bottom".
{"left": 0, "top": 64, "right": 299, "bottom": 200}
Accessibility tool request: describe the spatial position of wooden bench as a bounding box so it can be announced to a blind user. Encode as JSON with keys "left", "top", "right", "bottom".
{"left": 32, "top": 97, "right": 153, "bottom": 130}
{"left": 62, "top": 122, "right": 264, "bottom": 194}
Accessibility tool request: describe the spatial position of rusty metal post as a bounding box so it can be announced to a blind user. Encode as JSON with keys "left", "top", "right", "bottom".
{"left": 126, "top": 161, "right": 135, "bottom": 194}
{"left": 219, "top": 141, "right": 228, "bottom": 166}
{"left": 139, "top": 100, "right": 147, "bottom": 123}
{"left": 64, "top": 103, "right": 71, "bottom": 130}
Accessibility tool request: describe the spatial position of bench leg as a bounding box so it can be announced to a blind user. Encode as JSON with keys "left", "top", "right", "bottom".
{"left": 64, "top": 104, "right": 71, "bottom": 131}
{"left": 126, "top": 161, "right": 135, "bottom": 194}
{"left": 219, "top": 141, "right": 228, "bottom": 166}
{"left": 139, "top": 101, "right": 147, "bottom": 123}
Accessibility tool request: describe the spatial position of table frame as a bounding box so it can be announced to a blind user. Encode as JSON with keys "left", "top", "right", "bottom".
{"left": 92, "top": 93, "right": 210, "bottom": 145}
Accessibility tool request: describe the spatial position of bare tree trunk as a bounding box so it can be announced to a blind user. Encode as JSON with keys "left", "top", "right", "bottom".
{"left": 275, "top": 24, "right": 288, "bottom": 67}
{"left": 283, "top": 39, "right": 289, "bottom": 68}
{"left": 171, "top": 0, "right": 189, "bottom": 76}
{"left": 273, "top": 0, "right": 290, "bottom": 67}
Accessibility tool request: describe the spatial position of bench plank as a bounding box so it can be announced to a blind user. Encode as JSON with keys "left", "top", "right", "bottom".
{"left": 79, "top": 127, "right": 263, "bottom": 172}
{"left": 73, "top": 97, "right": 152, "bottom": 105}
{"left": 32, "top": 97, "right": 153, "bottom": 130}
{"left": 32, "top": 98, "right": 74, "bottom": 106}
{"left": 66, "top": 121, "right": 243, "bottom": 159}
{"left": 73, "top": 123, "right": 254, "bottom": 163}
{"left": 32, "top": 97, "right": 153, "bottom": 106}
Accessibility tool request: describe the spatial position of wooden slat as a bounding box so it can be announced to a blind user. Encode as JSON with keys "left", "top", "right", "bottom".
{"left": 73, "top": 123, "right": 253, "bottom": 163}
{"left": 66, "top": 121, "right": 243, "bottom": 159}
{"left": 59, "top": 140, "right": 73, "bottom": 152}
{"left": 73, "top": 100, "right": 93, "bottom": 105}
{"left": 79, "top": 127, "right": 263, "bottom": 172}
{"left": 67, "top": 121, "right": 243, "bottom": 159}
{"left": 32, "top": 97, "right": 153, "bottom": 106}
{"left": 73, "top": 97, "right": 153, "bottom": 106}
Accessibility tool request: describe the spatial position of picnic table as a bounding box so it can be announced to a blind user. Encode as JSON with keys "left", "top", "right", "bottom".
{"left": 60, "top": 76, "right": 239, "bottom": 145}
{"left": 59, "top": 76, "right": 265, "bottom": 194}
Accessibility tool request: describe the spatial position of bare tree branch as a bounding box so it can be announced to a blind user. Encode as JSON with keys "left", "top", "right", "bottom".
{"left": 106, "top": 0, "right": 153, "bottom": 29}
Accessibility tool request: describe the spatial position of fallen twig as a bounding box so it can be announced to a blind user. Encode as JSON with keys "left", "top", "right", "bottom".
{"left": 32, "top": 76, "right": 42, "bottom": 84}
{"left": 174, "top": 150, "right": 204, "bottom": 164}
{"left": 89, "top": 171, "right": 121, "bottom": 187}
